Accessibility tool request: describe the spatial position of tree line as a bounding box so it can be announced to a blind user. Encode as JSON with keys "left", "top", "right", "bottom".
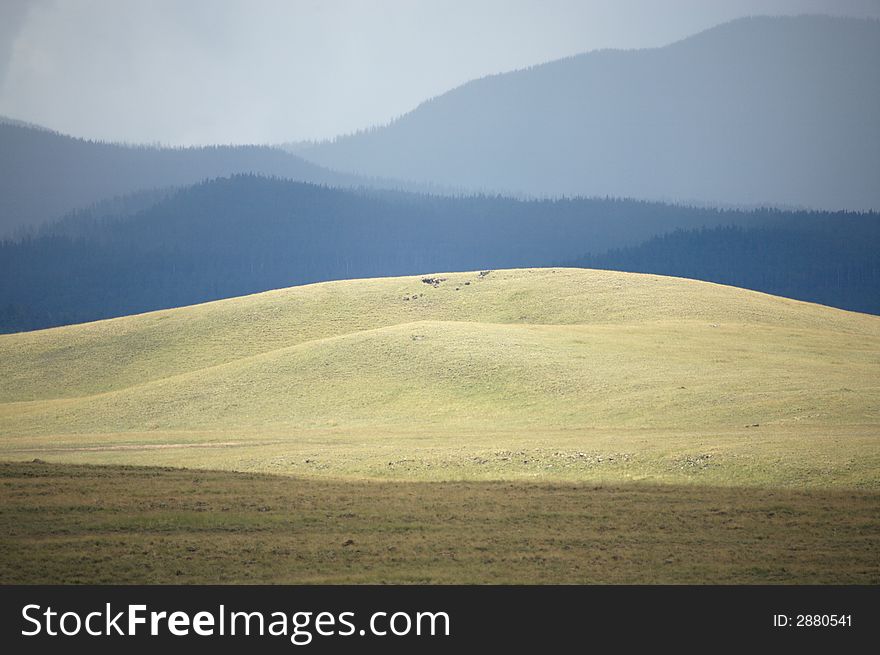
{"left": 1, "top": 175, "right": 876, "bottom": 333}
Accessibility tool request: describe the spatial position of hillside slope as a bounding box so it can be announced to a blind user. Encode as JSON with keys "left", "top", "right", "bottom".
{"left": 4, "top": 174, "right": 877, "bottom": 333}
{"left": 574, "top": 223, "right": 880, "bottom": 315}
{"left": 301, "top": 16, "right": 880, "bottom": 210}
{"left": 0, "top": 121, "right": 364, "bottom": 235}
{"left": 1, "top": 268, "right": 878, "bottom": 487}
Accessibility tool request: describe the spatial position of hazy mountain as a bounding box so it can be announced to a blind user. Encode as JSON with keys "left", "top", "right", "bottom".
{"left": 0, "top": 121, "right": 367, "bottom": 236}
{"left": 0, "top": 115, "right": 54, "bottom": 132}
{"left": 300, "top": 16, "right": 880, "bottom": 211}
{"left": 2, "top": 174, "right": 876, "bottom": 332}
{"left": 34, "top": 186, "right": 180, "bottom": 237}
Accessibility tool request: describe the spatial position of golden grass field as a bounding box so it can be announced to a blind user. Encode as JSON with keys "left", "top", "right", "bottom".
{"left": 1, "top": 268, "right": 878, "bottom": 582}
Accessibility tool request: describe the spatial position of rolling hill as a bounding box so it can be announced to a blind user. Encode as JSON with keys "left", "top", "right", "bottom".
{"left": 299, "top": 16, "right": 880, "bottom": 210}
{"left": 1, "top": 268, "right": 878, "bottom": 489}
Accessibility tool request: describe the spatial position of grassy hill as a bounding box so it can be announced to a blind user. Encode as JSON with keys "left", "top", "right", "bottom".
{"left": 2, "top": 268, "right": 878, "bottom": 489}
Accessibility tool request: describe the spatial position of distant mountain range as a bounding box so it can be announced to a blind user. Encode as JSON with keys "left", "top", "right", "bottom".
{"left": 1, "top": 15, "right": 878, "bottom": 333}
{"left": 1, "top": 174, "right": 876, "bottom": 332}
{"left": 298, "top": 16, "right": 880, "bottom": 211}
{"left": 3, "top": 117, "right": 463, "bottom": 236}
{"left": 0, "top": 119, "right": 365, "bottom": 235}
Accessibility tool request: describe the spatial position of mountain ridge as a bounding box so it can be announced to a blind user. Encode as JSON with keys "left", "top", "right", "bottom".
{"left": 299, "top": 15, "right": 880, "bottom": 210}
{"left": 6, "top": 173, "right": 876, "bottom": 333}
{"left": 0, "top": 122, "right": 449, "bottom": 236}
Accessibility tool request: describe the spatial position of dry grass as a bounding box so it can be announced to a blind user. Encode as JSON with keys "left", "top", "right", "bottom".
{"left": 0, "top": 269, "right": 878, "bottom": 583}
{"left": 0, "top": 268, "right": 878, "bottom": 489}
{"left": 1, "top": 462, "right": 876, "bottom": 584}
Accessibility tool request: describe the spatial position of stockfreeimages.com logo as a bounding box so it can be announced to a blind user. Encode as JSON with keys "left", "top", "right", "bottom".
{"left": 22, "top": 604, "right": 451, "bottom": 645}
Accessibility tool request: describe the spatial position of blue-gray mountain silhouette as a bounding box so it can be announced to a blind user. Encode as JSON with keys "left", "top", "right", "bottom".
{"left": 300, "top": 16, "right": 880, "bottom": 211}
{"left": 0, "top": 119, "right": 367, "bottom": 235}
{"left": 2, "top": 175, "right": 876, "bottom": 332}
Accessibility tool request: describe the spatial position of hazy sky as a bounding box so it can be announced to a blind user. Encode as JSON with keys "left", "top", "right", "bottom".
{"left": 1, "top": 0, "right": 878, "bottom": 146}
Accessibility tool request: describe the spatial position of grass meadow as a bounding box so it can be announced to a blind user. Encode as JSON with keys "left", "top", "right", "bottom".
{"left": 1, "top": 269, "right": 878, "bottom": 582}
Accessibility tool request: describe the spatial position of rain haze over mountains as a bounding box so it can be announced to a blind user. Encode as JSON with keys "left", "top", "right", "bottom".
{"left": 0, "top": 1, "right": 878, "bottom": 331}
{"left": 2, "top": 0, "right": 878, "bottom": 148}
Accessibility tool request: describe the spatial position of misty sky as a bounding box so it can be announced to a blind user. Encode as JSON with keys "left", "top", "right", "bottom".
{"left": 1, "top": 0, "right": 878, "bottom": 146}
